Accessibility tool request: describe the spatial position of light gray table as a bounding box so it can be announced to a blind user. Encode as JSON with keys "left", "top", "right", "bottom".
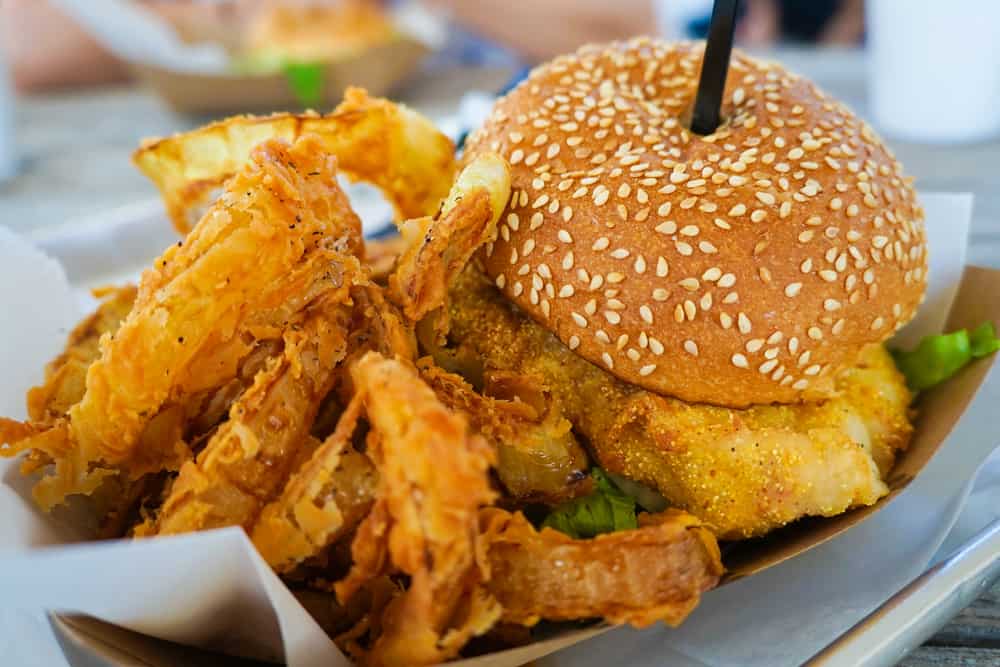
{"left": 1, "top": 49, "right": 998, "bottom": 666}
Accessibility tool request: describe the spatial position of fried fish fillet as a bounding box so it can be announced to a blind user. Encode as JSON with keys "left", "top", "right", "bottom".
{"left": 481, "top": 507, "right": 722, "bottom": 627}
{"left": 134, "top": 88, "right": 455, "bottom": 232}
{"left": 441, "top": 267, "right": 914, "bottom": 540}
{"left": 335, "top": 353, "right": 500, "bottom": 667}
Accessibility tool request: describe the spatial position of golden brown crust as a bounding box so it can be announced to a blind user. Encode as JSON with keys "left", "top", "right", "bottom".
{"left": 465, "top": 39, "right": 927, "bottom": 407}
{"left": 481, "top": 508, "right": 723, "bottom": 627}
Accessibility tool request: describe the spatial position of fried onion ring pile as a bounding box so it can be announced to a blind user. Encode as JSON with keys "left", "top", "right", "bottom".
{"left": 1, "top": 92, "right": 728, "bottom": 665}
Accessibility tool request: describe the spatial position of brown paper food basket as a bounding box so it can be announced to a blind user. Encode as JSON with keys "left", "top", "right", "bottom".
{"left": 49, "top": 265, "right": 1000, "bottom": 666}
{"left": 131, "top": 35, "right": 429, "bottom": 115}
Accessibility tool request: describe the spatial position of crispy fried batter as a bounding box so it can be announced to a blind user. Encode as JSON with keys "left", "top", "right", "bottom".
{"left": 335, "top": 353, "right": 500, "bottom": 666}
{"left": 152, "top": 299, "right": 354, "bottom": 535}
{"left": 363, "top": 236, "right": 409, "bottom": 285}
{"left": 481, "top": 507, "right": 722, "bottom": 627}
{"left": 0, "top": 135, "right": 365, "bottom": 511}
{"left": 417, "top": 359, "right": 591, "bottom": 504}
{"left": 251, "top": 394, "right": 377, "bottom": 572}
{"left": 443, "top": 267, "right": 914, "bottom": 539}
{"left": 134, "top": 88, "right": 455, "bottom": 232}
{"left": 388, "top": 152, "right": 510, "bottom": 325}
{"left": 27, "top": 285, "right": 137, "bottom": 427}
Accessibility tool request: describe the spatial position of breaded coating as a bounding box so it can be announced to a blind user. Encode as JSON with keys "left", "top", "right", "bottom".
{"left": 152, "top": 298, "right": 354, "bottom": 535}
{"left": 251, "top": 395, "right": 377, "bottom": 573}
{"left": 481, "top": 507, "right": 723, "bottom": 627}
{"left": 335, "top": 353, "right": 500, "bottom": 666}
{"left": 418, "top": 359, "right": 591, "bottom": 504}
{"left": 441, "top": 267, "right": 914, "bottom": 539}
{"left": 1, "top": 134, "right": 364, "bottom": 510}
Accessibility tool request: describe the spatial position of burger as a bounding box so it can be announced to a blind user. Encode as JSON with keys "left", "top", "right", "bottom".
{"left": 443, "top": 38, "right": 926, "bottom": 540}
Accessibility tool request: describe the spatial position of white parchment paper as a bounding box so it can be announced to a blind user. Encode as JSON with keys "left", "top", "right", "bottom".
{"left": 0, "top": 193, "right": 997, "bottom": 667}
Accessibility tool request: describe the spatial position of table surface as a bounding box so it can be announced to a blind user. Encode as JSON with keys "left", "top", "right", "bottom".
{"left": 1, "top": 48, "right": 999, "bottom": 667}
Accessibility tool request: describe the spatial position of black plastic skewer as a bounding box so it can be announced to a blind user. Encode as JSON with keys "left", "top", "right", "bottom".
{"left": 691, "top": 0, "right": 740, "bottom": 135}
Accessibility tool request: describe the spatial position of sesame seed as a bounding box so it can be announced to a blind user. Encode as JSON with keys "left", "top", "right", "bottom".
{"left": 759, "top": 359, "right": 779, "bottom": 374}
{"left": 655, "top": 221, "right": 677, "bottom": 235}
{"left": 746, "top": 338, "right": 764, "bottom": 353}
{"left": 627, "top": 349, "right": 640, "bottom": 362}
{"left": 680, "top": 225, "right": 700, "bottom": 237}
{"left": 558, "top": 229, "right": 573, "bottom": 244}
{"left": 593, "top": 237, "right": 610, "bottom": 251}
{"left": 824, "top": 298, "right": 842, "bottom": 311}
{"left": 640, "top": 305, "right": 653, "bottom": 323}
{"left": 729, "top": 204, "right": 747, "bottom": 216}
{"left": 589, "top": 275, "right": 604, "bottom": 290}
{"left": 639, "top": 364, "right": 657, "bottom": 376}
{"left": 718, "top": 273, "right": 736, "bottom": 288}
{"left": 658, "top": 202, "right": 672, "bottom": 216}
{"left": 738, "top": 312, "right": 752, "bottom": 334}
{"left": 819, "top": 269, "right": 837, "bottom": 282}
{"left": 571, "top": 312, "right": 588, "bottom": 327}
{"left": 562, "top": 251, "right": 575, "bottom": 270}
{"left": 593, "top": 186, "right": 610, "bottom": 206}
{"left": 607, "top": 272, "right": 625, "bottom": 283}
{"left": 604, "top": 311, "right": 621, "bottom": 324}
{"left": 610, "top": 248, "right": 630, "bottom": 259}
{"left": 703, "top": 267, "right": 722, "bottom": 282}
{"left": 653, "top": 288, "right": 670, "bottom": 301}
{"left": 808, "top": 326, "right": 823, "bottom": 340}
{"left": 559, "top": 285, "right": 574, "bottom": 298}
{"left": 649, "top": 338, "right": 665, "bottom": 355}
{"left": 829, "top": 197, "right": 843, "bottom": 211}
{"left": 798, "top": 230, "right": 814, "bottom": 243}
{"left": 720, "top": 312, "right": 734, "bottom": 329}
{"left": 699, "top": 241, "right": 719, "bottom": 254}
{"left": 538, "top": 263, "right": 552, "bottom": 279}
{"left": 656, "top": 257, "right": 669, "bottom": 277}
{"left": 584, "top": 299, "right": 597, "bottom": 316}
{"left": 801, "top": 259, "right": 813, "bottom": 273}
{"left": 785, "top": 282, "right": 803, "bottom": 297}
{"left": 683, "top": 340, "right": 699, "bottom": 356}
{"left": 871, "top": 316, "right": 885, "bottom": 330}
{"left": 602, "top": 352, "right": 614, "bottom": 369}
{"left": 751, "top": 209, "right": 767, "bottom": 222}
{"left": 568, "top": 335, "right": 580, "bottom": 350}
{"left": 683, "top": 300, "right": 697, "bottom": 320}
{"left": 732, "top": 353, "right": 749, "bottom": 369}
{"left": 788, "top": 337, "right": 799, "bottom": 353}
{"left": 512, "top": 282, "right": 523, "bottom": 296}
{"left": 792, "top": 379, "right": 809, "bottom": 390}
{"left": 679, "top": 277, "right": 700, "bottom": 291}
{"left": 756, "top": 192, "right": 776, "bottom": 205}
{"left": 676, "top": 241, "right": 694, "bottom": 256}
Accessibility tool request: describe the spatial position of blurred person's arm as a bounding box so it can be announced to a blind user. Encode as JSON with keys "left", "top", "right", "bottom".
{"left": 422, "top": 0, "right": 657, "bottom": 62}
{"left": 1, "top": 0, "right": 130, "bottom": 92}
{"left": 818, "top": 0, "right": 865, "bottom": 45}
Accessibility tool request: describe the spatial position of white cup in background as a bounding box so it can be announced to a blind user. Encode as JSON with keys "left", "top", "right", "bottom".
{"left": 0, "top": 52, "right": 15, "bottom": 182}
{"left": 866, "top": 0, "right": 1000, "bottom": 144}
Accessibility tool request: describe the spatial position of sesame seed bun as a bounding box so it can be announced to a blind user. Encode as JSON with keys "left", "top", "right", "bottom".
{"left": 464, "top": 39, "right": 928, "bottom": 407}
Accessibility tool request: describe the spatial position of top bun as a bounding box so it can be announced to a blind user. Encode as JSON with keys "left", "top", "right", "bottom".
{"left": 464, "top": 39, "right": 927, "bottom": 407}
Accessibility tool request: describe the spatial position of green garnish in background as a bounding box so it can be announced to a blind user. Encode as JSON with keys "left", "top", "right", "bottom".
{"left": 541, "top": 468, "right": 638, "bottom": 539}
{"left": 892, "top": 321, "right": 1000, "bottom": 391}
{"left": 284, "top": 62, "right": 326, "bottom": 109}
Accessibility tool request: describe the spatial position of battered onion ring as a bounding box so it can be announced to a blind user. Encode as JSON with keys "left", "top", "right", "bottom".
{"left": 388, "top": 152, "right": 510, "bottom": 325}
{"left": 134, "top": 87, "right": 455, "bottom": 232}
{"left": 481, "top": 508, "right": 723, "bottom": 628}
{"left": 335, "top": 353, "right": 500, "bottom": 666}
{"left": 251, "top": 394, "right": 376, "bottom": 573}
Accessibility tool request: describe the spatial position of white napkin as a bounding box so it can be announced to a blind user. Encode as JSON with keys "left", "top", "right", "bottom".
{"left": 0, "top": 194, "right": 996, "bottom": 667}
